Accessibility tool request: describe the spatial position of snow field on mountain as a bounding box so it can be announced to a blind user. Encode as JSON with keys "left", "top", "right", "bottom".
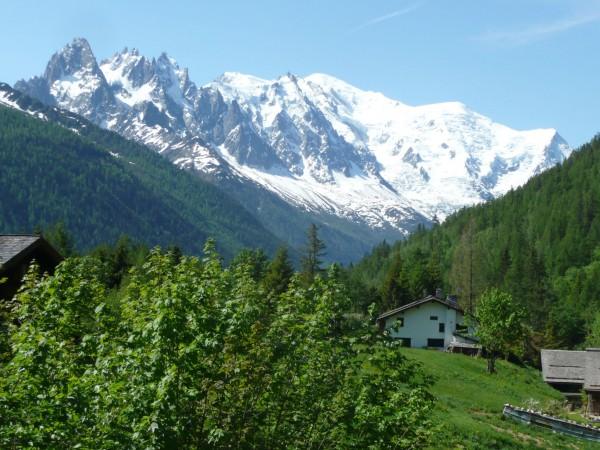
{"left": 15, "top": 39, "right": 572, "bottom": 234}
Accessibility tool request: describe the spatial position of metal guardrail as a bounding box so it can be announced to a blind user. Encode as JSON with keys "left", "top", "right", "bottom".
{"left": 503, "top": 404, "right": 600, "bottom": 442}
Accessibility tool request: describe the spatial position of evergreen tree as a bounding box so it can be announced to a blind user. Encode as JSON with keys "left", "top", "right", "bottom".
{"left": 90, "top": 235, "right": 148, "bottom": 288}
{"left": 449, "top": 219, "right": 483, "bottom": 314}
{"left": 497, "top": 245, "right": 511, "bottom": 286}
{"left": 380, "top": 253, "right": 411, "bottom": 310}
{"left": 426, "top": 253, "right": 443, "bottom": 294}
{"left": 407, "top": 248, "right": 440, "bottom": 300}
{"left": 544, "top": 302, "right": 586, "bottom": 349}
{"left": 263, "top": 246, "right": 294, "bottom": 296}
{"left": 167, "top": 244, "right": 183, "bottom": 265}
{"left": 300, "top": 223, "right": 326, "bottom": 284}
{"left": 43, "top": 222, "right": 76, "bottom": 257}
{"left": 230, "top": 248, "right": 269, "bottom": 282}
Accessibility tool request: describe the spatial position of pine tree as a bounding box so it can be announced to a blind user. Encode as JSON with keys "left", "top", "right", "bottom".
{"left": 407, "top": 248, "right": 435, "bottom": 300}
{"left": 449, "top": 219, "right": 482, "bottom": 314}
{"left": 231, "top": 248, "right": 269, "bottom": 282}
{"left": 43, "top": 222, "right": 76, "bottom": 257}
{"left": 263, "top": 246, "right": 294, "bottom": 296}
{"left": 497, "top": 245, "right": 511, "bottom": 286}
{"left": 300, "top": 224, "right": 326, "bottom": 284}
{"left": 425, "top": 252, "right": 443, "bottom": 294}
{"left": 380, "top": 254, "right": 411, "bottom": 310}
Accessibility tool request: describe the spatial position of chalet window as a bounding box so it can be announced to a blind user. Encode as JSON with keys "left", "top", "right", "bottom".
{"left": 439, "top": 323, "right": 445, "bottom": 333}
{"left": 427, "top": 338, "right": 445, "bottom": 348}
{"left": 399, "top": 337, "right": 411, "bottom": 347}
{"left": 429, "top": 315, "right": 438, "bottom": 320}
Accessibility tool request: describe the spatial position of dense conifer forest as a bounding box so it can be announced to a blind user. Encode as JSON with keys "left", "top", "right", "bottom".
{"left": 0, "top": 104, "right": 280, "bottom": 259}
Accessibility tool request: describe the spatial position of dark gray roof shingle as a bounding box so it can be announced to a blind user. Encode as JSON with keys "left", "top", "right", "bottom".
{"left": 0, "top": 235, "right": 41, "bottom": 266}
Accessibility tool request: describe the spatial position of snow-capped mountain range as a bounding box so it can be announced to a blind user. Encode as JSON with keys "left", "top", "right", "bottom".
{"left": 14, "top": 38, "right": 572, "bottom": 244}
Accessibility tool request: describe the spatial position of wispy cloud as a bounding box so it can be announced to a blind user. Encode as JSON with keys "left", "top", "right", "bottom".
{"left": 351, "top": 3, "right": 423, "bottom": 33}
{"left": 478, "top": 11, "right": 600, "bottom": 46}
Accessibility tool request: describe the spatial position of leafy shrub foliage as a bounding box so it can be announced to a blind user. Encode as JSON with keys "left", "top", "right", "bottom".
{"left": 0, "top": 243, "right": 433, "bottom": 449}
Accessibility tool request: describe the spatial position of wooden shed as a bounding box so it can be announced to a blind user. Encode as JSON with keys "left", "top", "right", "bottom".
{"left": 541, "top": 348, "right": 600, "bottom": 414}
{"left": 541, "top": 349, "right": 586, "bottom": 406}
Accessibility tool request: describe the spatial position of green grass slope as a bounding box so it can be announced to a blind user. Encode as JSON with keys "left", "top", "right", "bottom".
{"left": 402, "top": 349, "right": 596, "bottom": 449}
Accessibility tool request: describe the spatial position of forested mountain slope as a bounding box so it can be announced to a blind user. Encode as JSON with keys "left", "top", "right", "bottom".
{"left": 0, "top": 84, "right": 280, "bottom": 258}
{"left": 348, "top": 134, "right": 600, "bottom": 351}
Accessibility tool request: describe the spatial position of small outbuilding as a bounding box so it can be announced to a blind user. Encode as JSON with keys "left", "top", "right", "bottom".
{"left": 0, "top": 235, "right": 63, "bottom": 301}
{"left": 376, "top": 290, "right": 477, "bottom": 351}
{"left": 541, "top": 348, "right": 600, "bottom": 415}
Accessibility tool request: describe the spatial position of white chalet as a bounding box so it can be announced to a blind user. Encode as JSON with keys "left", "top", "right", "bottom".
{"left": 376, "top": 293, "right": 475, "bottom": 350}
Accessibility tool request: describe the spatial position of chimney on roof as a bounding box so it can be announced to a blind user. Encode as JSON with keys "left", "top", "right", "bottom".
{"left": 435, "top": 288, "right": 443, "bottom": 299}
{"left": 447, "top": 295, "right": 458, "bottom": 303}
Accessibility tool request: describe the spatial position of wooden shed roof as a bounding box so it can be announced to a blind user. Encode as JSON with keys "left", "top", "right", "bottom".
{"left": 541, "top": 349, "right": 586, "bottom": 385}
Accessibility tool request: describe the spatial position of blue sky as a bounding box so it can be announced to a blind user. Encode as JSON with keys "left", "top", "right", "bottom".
{"left": 1, "top": 0, "right": 599, "bottom": 147}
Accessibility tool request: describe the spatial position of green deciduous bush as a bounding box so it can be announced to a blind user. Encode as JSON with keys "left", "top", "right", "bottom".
{"left": 0, "top": 243, "right": 434, "bottom": 449}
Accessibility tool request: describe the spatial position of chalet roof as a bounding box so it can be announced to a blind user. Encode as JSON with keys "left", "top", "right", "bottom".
{"left": 0, "top": 235, "right": 62, "bottom": 272}
{"left": 540, "top": 349, "right": 586, "bottom": 385}
{"left": 376, "top": 294, "right": 463, "bottom": 321}
{"left": 0, "top": 235, "right": 41, "bottom": 265}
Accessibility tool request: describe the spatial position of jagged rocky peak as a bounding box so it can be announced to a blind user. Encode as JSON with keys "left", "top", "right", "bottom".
{"left": 101, "top": 47, "right": 153, "bottom": 89}
{"left": 155, "top": 52, "right": 195, "bottom": 99}
{"left": 43, "top": 37, "right": 101, "bottom": 82}
{"left": 272, "top": 72, "right": 303, "bottom": 96}
{"left": 99, "top": 48, "right": 196, "bottom": 112}
{"left": 208, "top": 71, "right": 381, "bottom": 181}
{"left": 14, "top": 37, "right": 106, "bottom": 108}
{"left": 13, "top": 76, "right": 54, "bottom": 107}
{"left": 28, "top": 38, "right": 116, "bottom": 121}
{"left": 211, "top": 72, "right": 269, "bottom": 104}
